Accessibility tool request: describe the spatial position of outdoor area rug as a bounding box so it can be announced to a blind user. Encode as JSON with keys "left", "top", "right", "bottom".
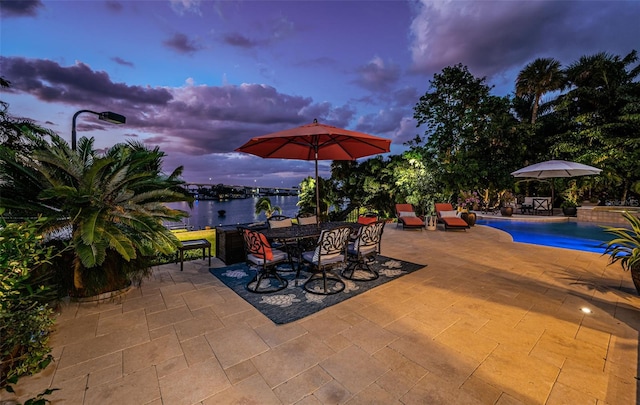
{"left": 209, "top": 256, "right": 425, "bottom": 324}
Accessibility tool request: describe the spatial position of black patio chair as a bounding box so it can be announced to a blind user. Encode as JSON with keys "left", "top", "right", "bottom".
{"left": 239, "top": 227, "right": 289, "bottom": 293}
{"left": 342, "top": 220, "right": 385, "bottom": 281}
{"left": 301, "top": 225, "right": 352, "bottom": 295}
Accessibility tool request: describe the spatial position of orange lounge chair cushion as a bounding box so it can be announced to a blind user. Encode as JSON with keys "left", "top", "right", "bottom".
{"left": 440, "top": 216, "right": 469, "bottom": 228}
{"left": 434, "top": 203, "right": 469, "bottom": 228}
{"left": 399, "top": 215, "right": 424, "bottom": 227}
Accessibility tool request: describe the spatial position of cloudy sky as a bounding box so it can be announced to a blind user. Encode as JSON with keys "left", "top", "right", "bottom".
{"left": 1, "top": 0, "right": 638, "bottom": 188}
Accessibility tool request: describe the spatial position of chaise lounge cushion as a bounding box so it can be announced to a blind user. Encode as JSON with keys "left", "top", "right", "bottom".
{"left": 395, "top": 204, "right": 425, "bottom": 229}
{"left": 399, "top": 216, "right": 424, "bottom": 227}
{"left": 434, "top": 203, "right": 470, "bottom": 230}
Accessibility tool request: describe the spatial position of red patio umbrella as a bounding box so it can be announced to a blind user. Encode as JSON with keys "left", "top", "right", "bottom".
{"left": 235, "top": 119, "right": 391, "bottom": 221}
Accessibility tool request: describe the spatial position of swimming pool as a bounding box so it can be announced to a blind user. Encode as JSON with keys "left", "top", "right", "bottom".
{"left": 476, "top": 219, "right": 623, "bottom": 253}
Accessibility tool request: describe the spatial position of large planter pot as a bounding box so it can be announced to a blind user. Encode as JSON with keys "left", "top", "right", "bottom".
{"left": 500, "top": 207, "right": 513, "bottom": 217}
{"left": 71, "top": 281, "right": 133, "bottom": 303}
{"left": 466, "top": 212, "right": 477, "bottom": 227}
{"left": 562, "top": 207, "right": 577, "bottom": 216}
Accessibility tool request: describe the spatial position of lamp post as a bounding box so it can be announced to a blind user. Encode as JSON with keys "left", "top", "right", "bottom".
{"left": 71, "top": 110, "right": 126, "bottom": 151}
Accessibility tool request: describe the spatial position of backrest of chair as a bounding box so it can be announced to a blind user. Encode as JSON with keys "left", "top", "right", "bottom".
{"left": 524, "top": 196, "right": 534, "bottom": 206}
{"left": 395, "top": 204, "right": 414, "bottom": 215}
{"left": 312, "top": 226, "right": 352, "bottom": 263}
{"left": 354, "top": 220, "right": 385, "bottom": 251}
{"left": 297, "top": 215, "right": 317, "bottom": 226}
{"left": 357, "top": 215, "right": 378, "bottom": 225}
{"left": 268, "top": 215, "right": 292, "bottom": 228}
{"left": 240, "top": 228, "right": 273, "bottom": 259}
{"left": 434, "top": 203, "right": 454, "bottom": 219}
{"left": 533, "top": 198, "right": 551, "bottom": 210}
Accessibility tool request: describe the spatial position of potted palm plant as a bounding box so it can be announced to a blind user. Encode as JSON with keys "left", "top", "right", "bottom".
{"left": 561, "top": 183, "right": 580, "bottom": 216}
{"left": 254, "top": 197, "right": 282, "bottom": 219}
{"left": 499, "top": 190, "right": 516, "bottom": 217}
{"left": 602, "top": 211, "right": 640, "bottom": 295}
{"left": 560, "top": 199, "right": 578, "bottom": 216}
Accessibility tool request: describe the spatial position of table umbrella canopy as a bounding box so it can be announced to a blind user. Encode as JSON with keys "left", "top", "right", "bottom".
{"left": 235, "top": 119, "right": 391, "bottom": 220}
{"left": 235, "top": 120, "right": 391, "bottom": 161}
{"left": 511, "top": 159, "right": 602, "bottom": 179}
{"left": 511, "top": 159, "right": 602, "bottom": 207}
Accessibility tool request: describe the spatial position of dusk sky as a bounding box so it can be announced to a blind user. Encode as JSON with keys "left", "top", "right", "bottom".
{"left": 1, "top": 0, "right": 639, "bottom": 188}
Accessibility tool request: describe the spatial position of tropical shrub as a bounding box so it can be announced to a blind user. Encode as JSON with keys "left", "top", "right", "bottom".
{"left": 0, "top": 210, "right": 58, "bottom": 396}
{"left": 602, "top": 211, "right": 640, "bottom": 294}
{"left": 254, "top": 196, "right": 282, "bottom": 219}
{"left": 1, "top": 133, "right": 193, "bottom": 297}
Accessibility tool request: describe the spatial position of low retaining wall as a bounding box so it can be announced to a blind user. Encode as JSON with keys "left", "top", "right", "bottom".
{"left": 577, "top": 206, "right": 640, "bottom": 224}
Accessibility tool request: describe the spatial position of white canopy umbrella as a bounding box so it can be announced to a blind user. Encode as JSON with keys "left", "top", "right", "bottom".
{"left": 511, "top": 159, "right": 602, "bottom": 206}
{"left": 511, "top": 159, "right": 602, "bottom": 179}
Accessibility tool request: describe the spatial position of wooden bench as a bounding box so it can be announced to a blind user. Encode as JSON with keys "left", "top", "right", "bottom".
{"left": 177, "top": 239, "right": 211, "bottom": 271}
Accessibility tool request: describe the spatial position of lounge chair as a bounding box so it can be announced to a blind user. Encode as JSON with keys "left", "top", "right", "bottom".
{"left": 434, "top": 203, "right": 470, "bottom": 231}
{"left": 395, "top": 204, "right": 425, "bottom": 230}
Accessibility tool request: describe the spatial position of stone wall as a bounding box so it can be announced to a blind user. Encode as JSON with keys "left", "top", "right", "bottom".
{"left": 577, "top": 206, "right": 640, "bottom": 224}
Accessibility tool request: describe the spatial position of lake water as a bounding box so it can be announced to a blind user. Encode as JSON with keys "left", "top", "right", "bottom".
{"left": 166, "top": 196, "right": 301, "bottom": 229}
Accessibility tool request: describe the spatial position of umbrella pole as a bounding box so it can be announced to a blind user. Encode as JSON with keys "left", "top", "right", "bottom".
{"left": 315, "top": 152, "right": 320, "bottom": 224}
{"left": 551, "top": 179, "right": 555, "bottom": 215}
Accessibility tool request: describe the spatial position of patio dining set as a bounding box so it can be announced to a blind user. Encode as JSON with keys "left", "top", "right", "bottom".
{"left": 238, "top": 215, "right": 386, "bottom": 296}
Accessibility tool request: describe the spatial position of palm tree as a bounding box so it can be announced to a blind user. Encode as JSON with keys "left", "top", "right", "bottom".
{"left": 557, "top": 50, "right": 640, "bottom": 202}
{"left": 254, "top": 196, "right": 282, "bottom": 219}
{"left": 515, "top": 57, "right": 564, "bottom": 124}
{"left": 2, "top": 133, "right": 193, "bottom": 294}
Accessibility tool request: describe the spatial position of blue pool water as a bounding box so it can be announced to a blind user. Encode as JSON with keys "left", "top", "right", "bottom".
{"left": 476, "top": 219, "right": 623, "bottom": 253}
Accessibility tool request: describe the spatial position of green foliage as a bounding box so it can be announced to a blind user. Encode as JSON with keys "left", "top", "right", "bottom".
{"left": 602, "top": 212, "right": 640, "bottom": 272}
{"left": 498, "top": 190, "right": 516, "bottom": 206}
{"left": 254, "top": 197, "right": 282, "bottom": 219}
{"left": 0, "top": 90, "right": 193, "bottom": 296}
{"left": 296, "top": 176, "right": 340, "bottom": 220}
{"left": 549, "top": 50, "right": 640, "bottom": 202}
{"left": 0, "top": 209, "right": 58, "bottom": 395}
{"left": 515, "top": 57, "right": 564, "bottom": 124}
{"left": 561, "top": 181, "right": 580, "bottom": 208}
{"left": 411, "top": 64, "right": 524, "bottom": 197}
{"left": 392, "top": 151, "right": 438, "bottom": 216}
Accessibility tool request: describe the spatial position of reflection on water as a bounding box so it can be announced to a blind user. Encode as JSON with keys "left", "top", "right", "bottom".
{"left": 477, "top": 219, "right": 622, "bottom": 253}
{"left": 166, "top": 196, "right": 300, "bottom": 229}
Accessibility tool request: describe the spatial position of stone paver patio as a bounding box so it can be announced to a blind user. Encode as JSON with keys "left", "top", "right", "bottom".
{"left": 3, "top": 224, "right": 639, "bottom": 404}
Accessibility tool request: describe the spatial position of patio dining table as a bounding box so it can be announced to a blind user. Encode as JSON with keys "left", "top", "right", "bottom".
{"left": 262, "top": 221, "right": 361, "bottom": 270}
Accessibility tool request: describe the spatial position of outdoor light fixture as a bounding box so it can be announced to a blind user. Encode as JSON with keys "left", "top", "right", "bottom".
{"left": 71, "top": 109, "right": 126, "bottom": 151}
{"left": 580, "top": 307, "right": 593, "bottom": 314}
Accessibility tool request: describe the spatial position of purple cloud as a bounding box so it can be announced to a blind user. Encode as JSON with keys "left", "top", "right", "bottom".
{"left": 409, "top": 1, "right": 640, "bottom": 81}
{"left": 163, "top": 33, "right": 202, "bottom": 54}
{"left": 0, "top": 0, "right": 43, "bottom": 17}
{"left": 223, "top": 33, "right": 259, "bottom": 49}
{"left": 0, "top": 56, "right": 397, "bottom": 185}
{"left": 105, "top": 1, "right": 123, "bottom": 13}
{"left": 354, "top": 57, "right": 401, "bottom": 93}
{"left": 111, "top": 57, "right": 134, "bottom": 67}
{"left": 0, "top": 57, "right": 172, "bottom": 106}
